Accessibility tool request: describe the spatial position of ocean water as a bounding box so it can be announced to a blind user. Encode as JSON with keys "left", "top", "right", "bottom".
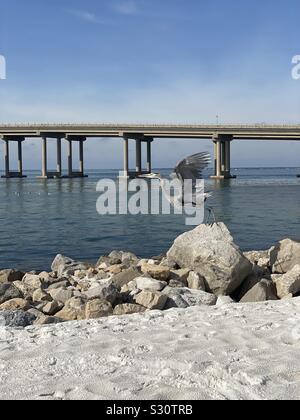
{"left": 0, "top": 167, "right": 299, "bottom": 271}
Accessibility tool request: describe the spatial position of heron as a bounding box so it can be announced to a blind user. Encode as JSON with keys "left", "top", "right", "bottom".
{"left": 143, "top": 152, "right": 216, "bottom": 224}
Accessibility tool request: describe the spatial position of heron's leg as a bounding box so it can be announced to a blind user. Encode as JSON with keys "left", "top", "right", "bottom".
{"left": 206, "top": 207, "right": 218, "bottom": 226}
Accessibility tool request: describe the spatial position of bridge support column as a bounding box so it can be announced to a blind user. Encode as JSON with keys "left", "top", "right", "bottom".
{"left": 63, "top": 137, "right": 87, "bottom": 178}
{"left": 123, "top": 138, "right": 129, "bottom": 178}
{"left": 211, "top": 135, "right": 235, "bottom": 179}
{"left": 147, "top": 138, "right": 153, "bottom": 173}
{"left": 1, "top": 137, "right": 27, "bottom": 178}
{"left": 121, "top": 135, "right": 154, "bottom": 178}
{"left": 37, "top": 137, "right": 63, "bottom": 179}
{"left": 136, "top": 139, "right": 142, "bottom": 174}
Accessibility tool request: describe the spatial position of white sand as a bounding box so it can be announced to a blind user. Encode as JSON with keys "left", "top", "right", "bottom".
{"left": 1, "top": 298, "right": 300, "bottom": 400}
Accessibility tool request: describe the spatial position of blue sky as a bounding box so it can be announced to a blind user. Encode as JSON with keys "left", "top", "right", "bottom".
{"left": 0, "top": 0, "right": 300, "bottom": 169}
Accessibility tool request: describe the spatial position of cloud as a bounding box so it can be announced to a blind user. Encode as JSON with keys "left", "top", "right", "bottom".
{"left": 67, "top": 9, "right": 112, "bottom": 25}
{"left": 112, "top": 1, "right": 139, "bottom": 16}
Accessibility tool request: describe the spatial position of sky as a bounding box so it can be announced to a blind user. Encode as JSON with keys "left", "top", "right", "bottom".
{"left": 0, "top": 0, "right": 300, "bottom": 169}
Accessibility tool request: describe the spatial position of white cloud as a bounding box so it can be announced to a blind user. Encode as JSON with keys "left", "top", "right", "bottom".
{"left": 112, "top": 1, "right": 139, "bottom": 16}
{"left": 67, "top": 9, "right": 112, "bottom": 25}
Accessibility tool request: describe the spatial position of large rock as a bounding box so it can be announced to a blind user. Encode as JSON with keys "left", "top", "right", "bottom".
{"left": 169, "top": 269, "right": 190, "bottom": 286}
{"left": 0, "top": 298, "right": 30, "bottom": 311}
{"left": 274, "top": 265, "right": 300, "bottom": 298}
{"left": 167, "top": 223, "right": 252, "bottom": 296}
{"left": 135, "top": 277, "right": 167, "bottom": 292}
{"left": 84, "top": 280, "right": 120, "bottom": 304}
{"left": 85, "top": 299, "right": 113, "bottom": 319}
{"left": 113, "top": 304, "right": 146, "bottom": 316}
{"left": 187, "top": 272, "right": 206, "bottom": 291}
{"left": 22, "top": 274, "right": 43, "bottom": 293}
{"left": 270, "top": 239, "right": 300, "bottom": 274}
{"left": 51, "top": 254, "right": 92, "bottom": 277}
{"left": 240, "top": 279, "right": 278, "bottom": 303}
{"left": 0, "top": 269, "right": 24, "bottom": 283}
{"left": 32, "top": 288, "right": 51, "bottom": 303}
{"left": 42, "top": 300, "right": 62, "bottom": 316}
{"left": 55, "top": 297, "right": 86, "bottom": 321}
{"left": 134, "top": 291, "right": 167, "bottom": 310}
{"left": 0, "top": 283, "right": 22, "bottom": 304}
{"left": 140, "top": 263, "right": 170, "bottom": 281}
{"left": 0, "top": 311, "right": 36, "bottom": 328}
{"left": 162, "top": 287, "right": 217, "bottom": 309}
{"left": 244, "top": 250, "right": 270, "bottom": 269}
{"left": 111, "top": 268, "right": 140, "bottom": 288}
{"left": 48, "top": 288, "right": 73, "bottom": 304}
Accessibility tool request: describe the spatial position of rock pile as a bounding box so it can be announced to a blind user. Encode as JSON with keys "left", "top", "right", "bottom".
{"left": 1, "top": 223, "right": 300, "bottom": 327}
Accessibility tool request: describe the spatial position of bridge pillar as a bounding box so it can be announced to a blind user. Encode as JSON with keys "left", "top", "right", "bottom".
{"left": 147, "top": 138, "right": 153, "bottom": 173}
{"left": 1, "top": 137, "right": 27, "bottom": 178}
{"left": 121, "top": 135, "right": 153, "bottom": 178}
{"left": 123, "top": 138, "right": 129, "bottom": 178}
{"left": 37, "top": 137, "right": 63, "bottom": 179}
{"left": 136, "top": 139, "right": 142, "bottom": 174}
{"left": 63, "top": 137, "right": 87, "bottom": 178}
{"left": 211, "top": 135, "right": 235, "bottom": 179}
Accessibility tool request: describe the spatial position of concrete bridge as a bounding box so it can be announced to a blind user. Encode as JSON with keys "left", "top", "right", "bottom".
{"left": 1, "top": 124, "right": 300, "bottom": 179}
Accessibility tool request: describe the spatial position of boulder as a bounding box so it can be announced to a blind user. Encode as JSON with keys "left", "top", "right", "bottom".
{"left": 51, "top": 254, "right": 92, "bottom": 277}
{"left": 168, "top": 279, "right": 187, "bottom": 288}
{"left": 55, "top": 297, "right": 86, "bottom": 321}
{"left": 244, "top": 250, "right": 270, "bottom": 269}
{"left": 47, "top": 280, "right": 71, "bottom": 290}
{"left": 42, "top": 300, "right": 62, "bottom": 316}
{"left": 270, "top": 239, "right": 300, "bottom": 274}
{"left": 85, "top": 299, "right": 113, "bottom": 319}
{"left": 113, "top": 303, "right": 146, "bottom": 316}
{"left": 134, "top": 291, "right": 167, "bottom": 310}
{"left": 140, "top": 263, "right": 170, "bottom": 281}
{"left": 274, "top": 265, "right": 300, "bottom": 298}
{"left": 35, "top": 315, "right": 63, "bottom": 326}
{"left": 169, "top": 269, "right": 190, "bottom": 286}
{"left": 216, "top": 296, "right": 235, "bottom": 306}
{"left": 111, "top": 268, "right": 140, "bottom": 288}
{"left": 234, "top": 274, "right": 260, "bottom": 301}
{"left": 0, "top": 311, "right": 36, "bottom": 328}
{"left": 32, "top": 289, "right": 51, "bottom": 303}
{"left": 240, "top": 279, "right": 278, "bottom": 303}
{"left": 0, "top": 283, "right": 22, "bottom": 304}
{"left": 167, "top": 223, "right": 252, "bottom": 296}
{"left": 162, "top": 287, "right": 217, "bottom": 308}
{"left": 0, "top": 269, "right": 24, "bottom": 283}
{"left": 48, "top": 288, "right": 73, "bottom": 304}
{"left": 84, "top": 280, "right": 120, "bottom": 304}
{"left": 0, "top": 298, "right": 30, "bottom": 311}
{"left": 135, "top": 277, "right": 167, "bottom": 292}
{"left": 22, "top": 274, "right": 43, "bottom": 292}
{"left": 187, "top": 272, "right": 206, "bottom": 291}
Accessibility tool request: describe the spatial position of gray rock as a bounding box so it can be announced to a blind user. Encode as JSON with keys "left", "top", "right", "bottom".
{"left": 0, "top": 269, "right": 24, "bottom": 283}
{"left": 48, "top": 288, "right": 73, "bottom": 304}
{"left": 0, "top": 311, "right": 36, "bottom": 328}
{"left": 47, "top": 280, "right": 71, "bottom": 290}
{"left": 22, "top": 274, "right": 43, "bottom": 292}
{"left": 85, "top": 299, "right": 113, "bottom": 319}
{"left": 0, "top": 283, "right": 22, "bottom": 304}
{"left": 270, "top": 239, "right": 300, "bottom": 274}
{"left": 235, "top": 274, "right": 260, "bottom": 301}
{"left": 134, "top": 291, "right": 167, "bottom": 310}
{"left": 167, "top": 223, "right": 252, "bottom": 296}
{"left": 42, "top": 300, "right": 62, "bottom": 316}
{"left": 169, "top": 269, "right": 190, "bottom": 286}
{"left": 162, "top": 286, "right": 217, "bottom": 308}
{"left": 216, "top": 296, "right": 235, "bottom": 306}
{"left": 240, "top": 279, "right": 278, "bottom": 303}
{"left": 84, "top": 280, "right": 120, "bottom": 305}
{"left": 274, "top": 265, "right": 300, "bottom": 298}
{"left": 168, "top": 279, "right": 187, "bottom": 288}
{"left": 51, "top": 254, "right": 92, "bottom": 277}
{"left": 135, "top": 277, "right": 167, "bottom": 292}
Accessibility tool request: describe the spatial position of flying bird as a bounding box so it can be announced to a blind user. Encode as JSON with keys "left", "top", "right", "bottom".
{"left": 143, "top": 152, "right": 216, "bottom": 223}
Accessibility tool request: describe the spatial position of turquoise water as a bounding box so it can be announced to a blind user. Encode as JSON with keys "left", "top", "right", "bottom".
{"left": 0, "top": 167, "right": 299, "bottom": 271}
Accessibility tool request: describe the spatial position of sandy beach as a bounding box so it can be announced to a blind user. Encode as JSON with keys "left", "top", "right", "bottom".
{"left": 1, "top": 298, "right": 300, "bottom": 400}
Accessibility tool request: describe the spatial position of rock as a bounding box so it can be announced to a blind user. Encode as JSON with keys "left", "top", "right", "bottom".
{"left": 187, "top": 272, "right": 206, "bottom": 291}
{"left": 51, "top": 254, "right": 92, "bottom": 277}
{"left": 0, "top": 283, "right": 22, "bottom": 304}
{"left": 42, "top": 300, "right": 62, "bottom": 316}
{"left": 22, "top": 274, "right": 43, "bottom": 292}
{"left": 0, "top": 310, "right": 36, "bottom": 327}
{"left": 48, "top": 288, "right": 73, "bottom": 304}
{"left": 216, "top": 296, "right": 235, "bottom": 306}
{"left": 134, "top": 291, "right": 167, "bottom": 310}
{"left": 140, "top": 263, "right": 170, "bottom": 281}
{"left": 135, "top": 277, "right": 167, "bottom": 292}
{"left": 55, "top": 297, "right": 86, "bottom": 321}
{"left": 113, "top": 303, "right": 146, "bottom": 316}
{"left": 234, "top": 274, "right": 260, "bottom": 301}
{"left": 270, "top": 239, "right": 300, "bottom": 274}
{"left": 106, "top": 265, "right": 123, "bottom": 275}
{"left": 274, "top": 265, "right": 300, "bottom": 298}
{"left": 0, "top": 298, "right": 30, "bottom": 311}
{"left": 170, "top": 269, "right": 190, "bottom": 285}
{"left": 240, "top": 279, "right": 278, "bottom": 303}
{"left": 111, "top": 268, "right": 140, "bottom": 288}
{"left": 167, "top": 223, "right": 252, "bottom": 296}
{"left": 32, "top": 288, "right": 51, "bottom": 303}
{"left": 244, "top": 250, "right": 270, "bottom": 269}
{"left": 35, "top": 315, "right": 63, "bottom": 326}
{"left": 0, "top": 269, "right": 24, "bottom": 283}
{"left": 47, "top": 280, "right": 71, "bottom": 290}
{"left": 84, "top": 280, "right": 120, "bottom": 304}
{"left": 162, "top": 287, "right": 217, "bottom": 308}
{"left": 85, "top": 299, "right": 113, "bottom": 319}
{"left": 168, "top": 279, "right": 187, "bottom": 288}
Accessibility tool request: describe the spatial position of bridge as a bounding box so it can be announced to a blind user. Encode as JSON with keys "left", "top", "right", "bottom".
{"left": 1, "top": 124, "right": 300, "bottom": 179}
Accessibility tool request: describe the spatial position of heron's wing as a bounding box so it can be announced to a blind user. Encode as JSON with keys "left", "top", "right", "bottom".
{"left": 174, "top": 152, "right": 211, "bottom": 186}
